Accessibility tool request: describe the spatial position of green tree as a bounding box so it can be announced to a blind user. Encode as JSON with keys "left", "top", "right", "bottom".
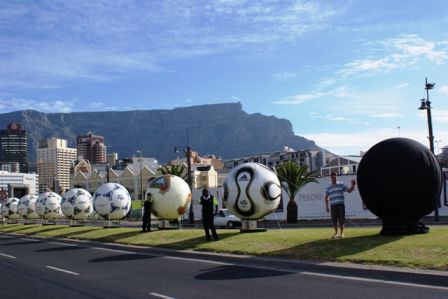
{"left": 158, "top": 164, "right": 188, "bottom": 181}
{"left": 276, "top": 161, "right": 318, "bottom": 223}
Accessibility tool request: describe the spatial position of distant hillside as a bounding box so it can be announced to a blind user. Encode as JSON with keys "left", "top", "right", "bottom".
{"left": 0, "top": 102, "right": 318, "bottom": 164}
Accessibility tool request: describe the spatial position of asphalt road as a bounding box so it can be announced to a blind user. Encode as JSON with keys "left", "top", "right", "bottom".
{"left": 0, "top": 234, "right": 447, "bottom": 299}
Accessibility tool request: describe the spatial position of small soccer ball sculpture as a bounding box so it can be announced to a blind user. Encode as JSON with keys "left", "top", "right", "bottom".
{"left": 35, "top": 192, "right": 63, "bottom": 219}
{"left": 147, "top": 175, "right": 192, "bottom": 220}
{"left": 93, "top": 183, "right": 131, "bottom": 220}
{"left": 1, "top": 197, "right": 21, "bottom": 219}
{"left": 61, "top": 188, "right": 93, "bottom": 220}
{"left": 17, "top": 195, "right": 39, "bottom": 219}
{"left": 223, "top": 162, "right": 282, "bottom": 220}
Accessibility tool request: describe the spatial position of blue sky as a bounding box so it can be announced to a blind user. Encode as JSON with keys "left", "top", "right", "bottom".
{"left": 1, "top": 0, "right": 448, "bottom": 156}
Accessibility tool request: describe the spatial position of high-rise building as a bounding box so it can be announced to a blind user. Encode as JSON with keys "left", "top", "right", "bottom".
{"left": 76, "top": 132, "right": 107, "bottom": 164}
{"left": 37, "top": 138, "right": 77, "bottom": 193}
{"left": 0, "top": 123, "right": 28, "bottom": 173}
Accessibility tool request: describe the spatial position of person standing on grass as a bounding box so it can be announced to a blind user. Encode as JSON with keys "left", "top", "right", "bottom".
{"left": 198, "top": 188, "right": 219, "bottom": 241}
{"left": 325, "top": 172, "right": 356, "bottom": 239}
{"left": 142, "top": 195, "right": 152, "bottom": 232}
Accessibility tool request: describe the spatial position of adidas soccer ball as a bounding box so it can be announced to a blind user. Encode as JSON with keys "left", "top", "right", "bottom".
{"left": 1, "top": 197, "right": 21, "bottom": 219}
{"left": 61, "top": 188, "right": 93, "bottom": 220}
{"left": 93, "top": 183, "right": 131, "bottom": 220}
{"left": 147, "top": 175, "right": 191, "bottom": 220}
{"left": 18, "top": 195, "right": 39, "bottom": 219}
{"left": 223, "top": 162, "right": 281, "bottom": 220}
{"left": 35, "top": 192, "right": 63, "bottom": 219}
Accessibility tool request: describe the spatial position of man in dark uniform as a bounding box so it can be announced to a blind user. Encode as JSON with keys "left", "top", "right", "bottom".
{"left": 142, "top": 194, "right": 152, "bottom": 232}
{"left": 198, "top": 188, "right": 218, "bottom": 241}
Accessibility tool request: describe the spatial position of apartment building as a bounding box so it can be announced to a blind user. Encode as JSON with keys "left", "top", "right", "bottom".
{"left": 37, "top": 138, "right": 77, "bottom": 193}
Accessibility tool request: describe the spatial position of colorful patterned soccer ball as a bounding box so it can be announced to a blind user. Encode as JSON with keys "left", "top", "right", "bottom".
{"left": 61, "top": 188, "right": 93, "bottom": 220}
{"left": 18, "top": 195, "right": 39, "bottom": 219}
{"left": 1, "top": 197, "right": 21, "bottom": 219}
{"left": 35, "top": 192, "right": 63, "bottom": 219}
{"left": 147, "top": 175, "right": 191, "bottom": 220}
{"left": 93, "top": 183, "right": 131, "bottom": 220}
{"left": 223, "top": 162, "right": 281, "bottom": 220}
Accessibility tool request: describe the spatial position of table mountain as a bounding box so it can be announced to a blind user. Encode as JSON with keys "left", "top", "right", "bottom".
{"left": 0, "top": 102, "right": 317, "bottom": 164}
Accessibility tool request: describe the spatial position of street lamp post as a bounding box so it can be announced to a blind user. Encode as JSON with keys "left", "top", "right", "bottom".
{"left": 418, "top": 77, "right": 439, "bottom": 222}
{"left": 136, "top": 150, "right": 144, "bottom": 203}
{"left": 174, "top": 145, "right": 194, "bottom": 224}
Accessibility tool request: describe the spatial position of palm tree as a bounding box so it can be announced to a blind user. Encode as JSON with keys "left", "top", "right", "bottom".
{"left": 276, "top": 161, "right": 318, "bottom": 223}
{"left": 158, "top": 164, "right": 188, "bottom": 181}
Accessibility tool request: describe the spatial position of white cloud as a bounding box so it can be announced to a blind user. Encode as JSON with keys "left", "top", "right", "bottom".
{"left": 272, "top": 72, "right": 296, "bottom": 81}
{"left": 309, "top": 112, "right": 369, "bottom": 126}
{"left": 301, "top": 127, "right": 446, "bottom": 156}
{"left": 0, "top": 98, "right": 74, "bottom": 113}
{"left": 0, "top": 1, "right": 343, "bottom": 89}
{"left": 394, "top": 82, "right": 410, "bottom": 89}
{"left": 439, "top": 85, "right": 448, "bottom": 95}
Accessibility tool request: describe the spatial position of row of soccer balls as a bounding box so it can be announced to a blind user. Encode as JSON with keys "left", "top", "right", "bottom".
{"left": 1, "top": 183, "right": 131, "bottom": 221}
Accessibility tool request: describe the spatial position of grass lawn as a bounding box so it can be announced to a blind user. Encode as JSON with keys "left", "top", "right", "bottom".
{"left": 1, "top": 223, "right": 447, "bottom": 271}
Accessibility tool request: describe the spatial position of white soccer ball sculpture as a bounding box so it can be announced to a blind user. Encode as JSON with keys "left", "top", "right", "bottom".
{"left": 1, "top": 197, "right": 21, "bottom": 219}
{"left": 18, "top": 194, "right": 39, "bottom": 219}
{"left": 147, "top": 175, "right": 191, "bottom": 220}
{"left": 93, "top": 183, "right": 131, "bottom": 220}
{"left": 223, "top": 162, "right": 282, "bottom": 220}
{"left": 62, "top": 188, "right": 93, "bottom": 220}
{"left": 35, "top": 192, "right": 63, "bottom": 219}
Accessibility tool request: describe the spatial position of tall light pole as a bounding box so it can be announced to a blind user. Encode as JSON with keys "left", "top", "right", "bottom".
{"left": 418, "top": 77, "right": 435, "bottom": 153}
{"left": 174, "top": 145, "right": 193, "bottom": 224}
{"left": 418, "top": 77, "right": 439, "bottom": 222}
{"left": 136, "top": 150, "right": 144, "bottom": 203}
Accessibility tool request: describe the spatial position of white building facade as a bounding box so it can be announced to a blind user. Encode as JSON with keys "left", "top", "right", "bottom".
{"left": 37, "top": 138, "right": 77, "bottom": 194}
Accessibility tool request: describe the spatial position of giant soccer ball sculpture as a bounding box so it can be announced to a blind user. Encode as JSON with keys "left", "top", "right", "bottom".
{"left": 93, "top": 183, "right": 131, "bottom": 220}
{"left": 61, "top": 188, "right": 93, "bottom": 220}
{"left": 1, "top": 197, "right": 21, "bottom": 219}
{"left": 35, "top": 192, "right": 63, "bottom": 219}
{"left": 147, "top": 175, "right": 191, "bottom": 220}
{"left": 17, "top": 194, "right": 39, "bottom": 219}
{"left": 223, "top": 162, "right": 281, "bottom": 220}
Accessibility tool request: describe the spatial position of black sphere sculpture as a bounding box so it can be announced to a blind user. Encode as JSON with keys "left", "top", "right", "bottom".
{"left": 357, "top": 138, "right": 442, "bottom": 235}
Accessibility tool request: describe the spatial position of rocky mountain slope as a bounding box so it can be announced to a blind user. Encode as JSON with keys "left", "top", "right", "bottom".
{"left": 0, "top": 102, "right": 318, "bottom": 164}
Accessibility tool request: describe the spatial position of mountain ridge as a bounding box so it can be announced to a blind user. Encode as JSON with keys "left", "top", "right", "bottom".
{"left": 0, "top": 102, "right": 318, "bottom": 164}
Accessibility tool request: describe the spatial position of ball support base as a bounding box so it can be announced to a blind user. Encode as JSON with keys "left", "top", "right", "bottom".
{"left": 240, "top": 220, "right": 267, "bottom": 233}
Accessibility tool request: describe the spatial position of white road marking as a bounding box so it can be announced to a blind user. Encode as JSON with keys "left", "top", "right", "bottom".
{"left": 48, "top": 241, "right": 78, "bottom": 247}
{"left": 164, "top": 255, "right": 232, "bottom": 266}
{"left": 91, "top": 247, "right": 136, "bottom": 254}
{"left": 0, "top": 253, "right": 16, "bottom": 259}
{"left": 149, "top": 292, "right": 176, "bottom": 299}
{"left": 300, "top": 271, "right": 448, "bottom": 291}
{"left": 21, "top": 238, "right": 41, "bottom": 242}
{"left": 45, "top": 266, "right": 79, "bottom": 276}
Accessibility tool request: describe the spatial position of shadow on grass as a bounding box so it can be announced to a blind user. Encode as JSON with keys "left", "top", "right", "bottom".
{"left": 195, "top": 265, "right": 291, "bottom": 280}
{"left": 95, "top": 230, "right": 144, "bottom": 242}
{"left": 268, "top": 234, "right": 403, "bottom": 261}
{"left": 0, "top": 224, "right": 41, "bottom": 233}
{"left": 46, "top": 227, "right": 102, "bottom": 239}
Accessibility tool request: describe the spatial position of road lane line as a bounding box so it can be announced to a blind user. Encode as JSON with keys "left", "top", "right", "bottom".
{"left": 45, "top": 266, "right": 79, "bottom": 276}
{"left": 149, "top": 292, "right": 176, "bottom": 299}
{"left": 0, "top": 253, "right": 16, "bottom": 259}
{"left": 91, "top": 247, "right": 136, "bottom": 254}
{"left": 48, "top": 241, "right": 78, "bottom": 247}
{"left": 164, "top": 255, "right": 232, "bottom": 266}
{"left": 21, "top": 238, "right": 41, "bottom": 242}
{"left": 300, "top": 271, "right": 448, "bottom": 291}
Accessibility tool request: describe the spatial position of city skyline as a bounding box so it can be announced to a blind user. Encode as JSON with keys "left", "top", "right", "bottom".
{"left": 1, "top": 1, "right": 448, "bottom": 155}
